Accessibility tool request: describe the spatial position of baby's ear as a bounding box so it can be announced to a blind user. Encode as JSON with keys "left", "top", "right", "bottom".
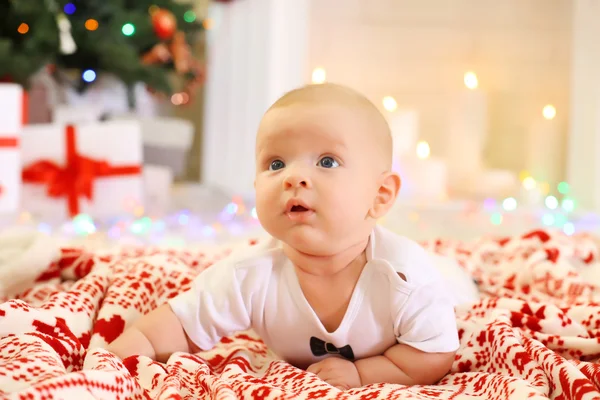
{"left": 368, "top": 171, "right": 401, "bottom": 219}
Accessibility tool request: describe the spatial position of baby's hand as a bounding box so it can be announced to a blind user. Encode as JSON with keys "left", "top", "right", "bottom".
{"left": 307, "top": 357, "right": 361, "bottom": 390}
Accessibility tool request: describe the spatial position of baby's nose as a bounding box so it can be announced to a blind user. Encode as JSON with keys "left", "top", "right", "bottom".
{"left": 283, "top": 174, "right": 311, "bottom": 189}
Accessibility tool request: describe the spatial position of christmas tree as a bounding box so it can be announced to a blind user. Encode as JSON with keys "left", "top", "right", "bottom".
{"left": 0, "top": 0, "right": 205, "bottom": 101}
{"left": 0, "top": 0, "right": 60, "bottom": 87}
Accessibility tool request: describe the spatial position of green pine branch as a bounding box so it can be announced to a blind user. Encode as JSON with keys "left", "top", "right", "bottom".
{"left": 1, "top": 0, "right": 205, "bottom": 95}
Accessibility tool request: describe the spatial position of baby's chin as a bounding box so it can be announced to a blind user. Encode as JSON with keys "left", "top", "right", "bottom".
{"left": 263, "top": 219, "right": 372, "bottom": 258}
{"left": 287, "top": 242, "right": 334, "bottom": 258}
{"left": 280, "top": 230, "right": 347, "bottom": 258}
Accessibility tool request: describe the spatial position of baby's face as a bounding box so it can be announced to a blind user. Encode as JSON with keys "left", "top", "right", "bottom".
{"left": 255, "top": 104, "right": 383, "bottom": 257}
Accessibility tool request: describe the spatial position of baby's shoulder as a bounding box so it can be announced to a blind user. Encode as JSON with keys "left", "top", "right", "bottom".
{"left": 223, "top": 237, "right": 284, "bottom": 278}
{"left": 370, "top": 226, "right": 441, "bottom": 287}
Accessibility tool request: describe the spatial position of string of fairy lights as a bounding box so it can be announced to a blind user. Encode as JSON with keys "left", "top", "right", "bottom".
{"left": 0, "top": 174, "right": 591, "bottom": 247}
{"left": 5, "top": 195, "right": 263, "bottom": 246}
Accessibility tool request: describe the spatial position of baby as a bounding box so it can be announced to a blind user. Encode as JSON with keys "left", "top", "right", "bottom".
{"left": 107, "top": 83, "right": 459, "bottom": 389}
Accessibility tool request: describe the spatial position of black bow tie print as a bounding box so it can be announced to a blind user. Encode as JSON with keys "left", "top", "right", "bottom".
{"left": 310, "top": 337, "right": 355, "bottom": 361}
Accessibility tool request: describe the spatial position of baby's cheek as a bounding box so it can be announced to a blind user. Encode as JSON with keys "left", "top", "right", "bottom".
{"left": 254, "top": 195, "right": 272, "bottom": 222}
{"left": 256, "top": 198, "right": 274, "bottom": 217}
{"left": 340, "top": 190, "right": 367, "bottom": 212}
{"left": 255, "top": 179, "right": 276, "bottom": 201}
{"left": 328, "top": 201, "right": 359, "bottom": 227}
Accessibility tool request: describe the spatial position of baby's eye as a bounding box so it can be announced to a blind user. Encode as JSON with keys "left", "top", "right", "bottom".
{"left": 318, "top": 156, "right": 339, "bottom": 169}
{"left": 269, "top": 160, "right": 285, "bottom": 171}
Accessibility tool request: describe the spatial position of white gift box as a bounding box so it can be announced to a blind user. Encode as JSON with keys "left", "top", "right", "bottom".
{"left": 0, "top": 84, "right": 25, "bottom": 214}
{"left": 113, "top": 116, "right": 194, "bottom": 176}
{"left": 53, "top": 104, "right": 104, "bottom": 125}
{"left": 21, "top": 121, "right": 143, "bottom": 219}
{"left": 143, "top": 164, "right": 173, "bottom": 214}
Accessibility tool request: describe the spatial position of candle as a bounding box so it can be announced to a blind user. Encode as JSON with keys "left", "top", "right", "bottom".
{"left": 388, "top": 109, "right": 419, "bottom": 174}
{"left": 397, "top": 141, "right": 448, "bottom": 201}
{"left": 446, "top": 71, "right": 488, "bottom": 193}
{"left": 526, "top": 104, "right": 564, "bottom": 187}
{"left": 460, "top": 169, "right": 519, "bottom": 200}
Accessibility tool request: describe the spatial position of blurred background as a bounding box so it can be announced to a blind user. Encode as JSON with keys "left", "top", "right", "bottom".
{"left": 1, "top": 0, "right": 599, "bottom": 245}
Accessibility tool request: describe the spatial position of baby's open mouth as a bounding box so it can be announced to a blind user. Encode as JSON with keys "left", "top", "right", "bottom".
{"left": 290, "top": 205, "right": 309, "bottom": 212}
{"left": 285, "top": 200, "right": 314, "bottom": 220}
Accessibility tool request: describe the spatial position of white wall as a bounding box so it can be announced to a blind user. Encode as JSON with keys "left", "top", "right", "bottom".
{"left": 567, "top": 0, "right": 600, "bottom": 210}
{"left": 201, "top": 0, "right": 309, "bottom": 196}
{"left": 309, "top": 0, "right": 572, "bottom": 177}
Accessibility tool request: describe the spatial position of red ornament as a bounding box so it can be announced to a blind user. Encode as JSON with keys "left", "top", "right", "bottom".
{"left": 151, "top": 9, "right": 177, "bottom": 40}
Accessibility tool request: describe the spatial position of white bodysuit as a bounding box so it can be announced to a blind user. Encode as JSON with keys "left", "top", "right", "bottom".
{"left": 168, "top": 225, "right": 460, "bottom": 368}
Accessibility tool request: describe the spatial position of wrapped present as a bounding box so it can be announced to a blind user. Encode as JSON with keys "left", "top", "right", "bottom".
{"left": 53, "top": 104, "right": 104, "bottom": 125}
{"left": 143, "top": 164, "right": 173, "bottom": 214}
{"left": 21, "top": 121, "right": 143, "bottom": 219}
{"left": 113, "top": 116, "right": 193, "bottom": 176}
{"left": 0, "top": 84, "right": 26, "bottom": 214}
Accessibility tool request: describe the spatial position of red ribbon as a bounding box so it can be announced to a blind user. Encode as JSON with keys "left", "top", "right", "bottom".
{"left": 0, "top": 138, "right": 19, "bottom": 148}
{"left": 22, "top": 91, "right": 28, "bottom": 125}
{"left": 22, "top": 125, "right": 142, "bottom": 217}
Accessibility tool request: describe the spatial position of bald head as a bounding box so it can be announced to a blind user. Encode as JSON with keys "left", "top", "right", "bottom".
{"left": 263, "top": 83, "right": 393, "bottom": 170}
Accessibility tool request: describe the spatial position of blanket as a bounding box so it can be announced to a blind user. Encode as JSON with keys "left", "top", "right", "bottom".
{"left": 1, "top": 229, "right": 600, "bottom": 399}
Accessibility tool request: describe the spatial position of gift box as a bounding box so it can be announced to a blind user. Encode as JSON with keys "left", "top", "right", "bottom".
{"left": 0, "top": 84, "right": 26, "bottom": 214}
{"left": 113, "top": 116, "right": 194, "bottom": 176}
{"left": 143, "top": 164, "right": 173, "bottom": 214}
{"left": 20, "top": 121, "right": 143, "bottom": 219}
{"left": 53, "top": 104, "right": 105, "bottom": 125}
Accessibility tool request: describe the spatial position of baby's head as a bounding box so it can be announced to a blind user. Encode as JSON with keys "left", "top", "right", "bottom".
{"left": 254, "top": 83, "right": 401, "bottom": 257}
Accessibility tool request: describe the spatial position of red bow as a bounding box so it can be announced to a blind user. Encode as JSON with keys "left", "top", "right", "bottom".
{"left": 22, "top": 125, "right": 141, "bottom": 217}
{"left": 0, "top": 138, "right": 18, "bottom": 148}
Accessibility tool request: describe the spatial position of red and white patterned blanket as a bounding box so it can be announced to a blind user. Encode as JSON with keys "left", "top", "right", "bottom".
{"left": 2, "top": 229, "right": 600, "bottom": 399}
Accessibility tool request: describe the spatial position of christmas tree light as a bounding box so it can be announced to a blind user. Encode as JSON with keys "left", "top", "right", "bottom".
{"left": 17, "top": 23, "right": 29, "bottom": 34}
{"left": 122, "top": 23, "right": 135, "bottom": 36}
{"left": 82, "top": 69, "right": 96, "bottom": 82}
{"left": 184, "top": 11, "right": 197, "bottom": 23}
{"left": 85, "top": 19, "right": 99, "bottom": 31}
{"left": 64, "top": 3, "right": 76, "bottom": 15}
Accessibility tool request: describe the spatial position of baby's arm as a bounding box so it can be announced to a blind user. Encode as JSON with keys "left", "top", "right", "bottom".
{"left": 355, "top": 344, "right": 455, "bottom": 385}
{"left": 356, "top": 276, "right": 460, "bottom": 386}
{"left": 107, "top": 251, "right": 259, "bottom": 362}
{"left": 106, "top": 304, "right": 200, "bottom": 362}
